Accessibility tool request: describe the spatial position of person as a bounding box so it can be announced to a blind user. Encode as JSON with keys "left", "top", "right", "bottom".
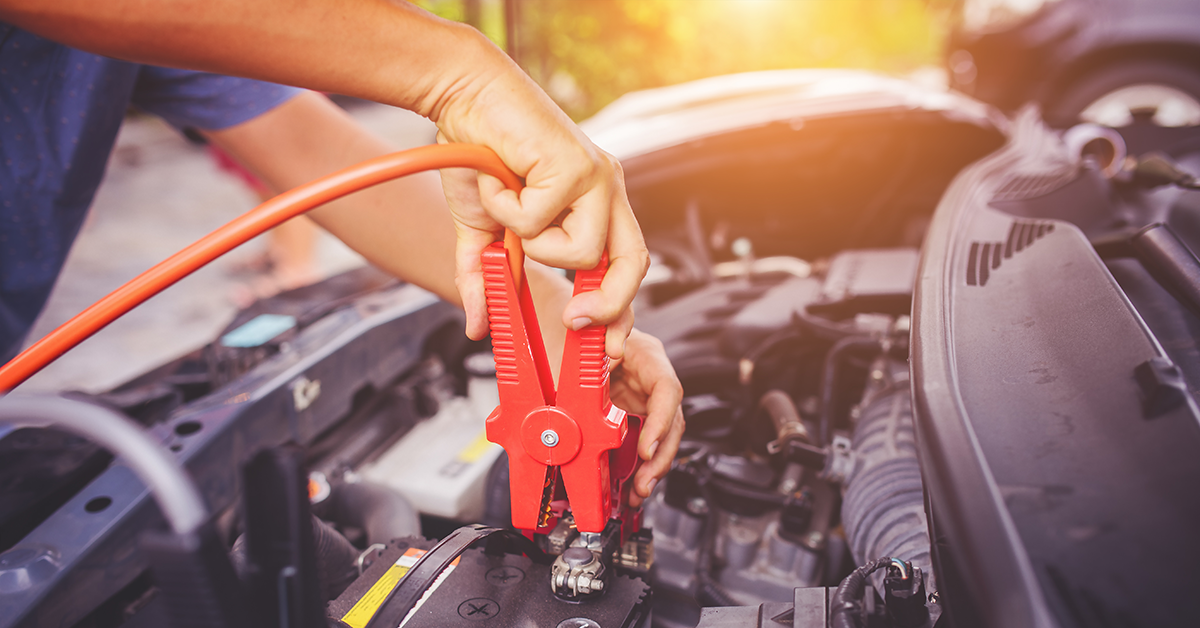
{"left": 0, "top": 1, "right": 683, "bottom": 505}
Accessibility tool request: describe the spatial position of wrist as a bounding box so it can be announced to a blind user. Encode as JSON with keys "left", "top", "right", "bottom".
{"left": 404, "top": 20, "right": 511, "bottom": 124}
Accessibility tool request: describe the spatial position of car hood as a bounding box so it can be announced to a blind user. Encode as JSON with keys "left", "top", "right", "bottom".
{"left": 581, "top": 68, "right": 1007, "bottom": 161}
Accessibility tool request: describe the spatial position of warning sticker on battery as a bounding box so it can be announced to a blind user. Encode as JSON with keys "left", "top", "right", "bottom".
{"left": 439, "top": 431, "right": 496, "bottom": 478}
{"left": 341, "top": 547, "right": 459, "bottom": 628}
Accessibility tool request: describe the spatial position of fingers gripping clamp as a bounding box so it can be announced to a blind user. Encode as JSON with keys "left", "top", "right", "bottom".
{"left": 482, "top": 242, "right": 628, "bottom": 533}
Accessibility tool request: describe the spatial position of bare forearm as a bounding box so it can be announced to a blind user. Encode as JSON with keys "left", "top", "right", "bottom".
{"left": 0, "top": 0, "right": 495, "bottom": 120}
{"left": 206, "top": 93, "right": 463, "bottom": 301}
{"left": 2, "top": 0, "right": 647, "bottom": 351}
{"left": 209, "top": 92, "right": 575, "bottom": 365}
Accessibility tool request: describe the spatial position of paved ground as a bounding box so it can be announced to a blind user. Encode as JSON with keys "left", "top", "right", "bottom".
{"left": 15, "top": 101, "right": 437, "bottom": 394}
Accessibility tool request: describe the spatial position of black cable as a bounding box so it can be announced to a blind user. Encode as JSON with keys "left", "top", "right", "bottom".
{"left": 708, "top": 475, "right": 789, "bottom": 506}
{"left": 364, "top": 525, "right": 546, "bottom": 628}
{"left": 675, "top": 450, "right": 796, "bottom": 508}
{"left": 830, "top": 557, "right": 894, "bottom": 628}
{"left": 818, "top": 336, "right": 883, "bottom": 447}
{"left": 795, "top": 310, "right": 859, "bottom": 342}
{"left": 743, "top": 327, "right": 808, "bottom": 368}
{"left": 694, "top": 482, "right": 738, "bottom": 608}
{"left": 740, "top": 330, "right": 823, "bottom": 408}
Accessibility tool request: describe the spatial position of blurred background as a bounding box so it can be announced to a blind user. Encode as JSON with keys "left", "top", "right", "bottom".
{"left": 19, "top": 0, "right": 960, "bottom": 393}
{"left": 418, "top": 0, "right": 955, "bottom": 120}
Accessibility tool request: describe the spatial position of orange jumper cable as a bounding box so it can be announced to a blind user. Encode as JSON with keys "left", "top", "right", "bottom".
{"left": 0, "top": 144, "right": 524, "bottom": 392}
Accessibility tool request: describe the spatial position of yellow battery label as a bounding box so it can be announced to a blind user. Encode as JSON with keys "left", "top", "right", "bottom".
{"left": 457, "top": 431, "right": 494, "bottom": 463}
{"left": 340, "top": 548, "right": 459, "bottom": 628}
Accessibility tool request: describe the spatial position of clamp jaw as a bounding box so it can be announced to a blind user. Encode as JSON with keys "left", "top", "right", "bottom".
{"left": 481, "top": 240, "right": 645, "bottom": 598}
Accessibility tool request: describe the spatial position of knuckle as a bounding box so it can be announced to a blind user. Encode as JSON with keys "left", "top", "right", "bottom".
{"left": 510, "top": 216, "right": 545, "bottom": 239}
{"left": 637, "top": 249, "right": 651, "bottom": 274}
{"left": 563, "top": 144, "right": 597, "bottom": 181}
{"left": 607, "top": 152, "right": 625, "bottom": 176}
{"left": 580, "top": 141, "right": 604, "bottom": 167}
{"left": 571, "top": 245, "right": 604, "bottom": 270}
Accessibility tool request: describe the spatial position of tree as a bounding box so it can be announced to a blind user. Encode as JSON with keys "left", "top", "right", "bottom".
{"left": 420, "top": 0, "right": 956, "bottom": 120}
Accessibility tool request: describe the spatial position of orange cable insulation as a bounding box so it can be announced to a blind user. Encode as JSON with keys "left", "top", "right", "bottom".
{"left": 0, "top": 144, "right": 523, "bottom": 392}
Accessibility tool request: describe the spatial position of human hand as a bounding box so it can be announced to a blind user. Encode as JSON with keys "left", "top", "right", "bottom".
{"left": 433, "top": 42, "right": 648, "bottom": 360}
{"left": 608, "top": 329, "right": 685, "bottom": 508}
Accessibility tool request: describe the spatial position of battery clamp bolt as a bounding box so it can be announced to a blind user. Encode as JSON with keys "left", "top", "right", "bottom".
{"left": 541, "top": 429, "right": 560, "bottom": 447}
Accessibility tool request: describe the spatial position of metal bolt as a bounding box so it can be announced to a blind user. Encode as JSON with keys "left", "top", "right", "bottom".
{"left": 541, "top": 429, "right": 560, "bottom": 447}
{"left": 558, "top": 619, "right": 601, "bottom": 628}
{"left": 578, "top": 532, "right": 602, "bottom": 549}
{"left": 686, "top": 496, "right": 709, "bottom": 516}
{"left": 563, "top": 548, "right": 595, "bottom": 568}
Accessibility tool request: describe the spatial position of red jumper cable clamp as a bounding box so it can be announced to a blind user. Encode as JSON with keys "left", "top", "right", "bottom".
{"left": 481, "top": 235, "right": 641, "bottom": 539}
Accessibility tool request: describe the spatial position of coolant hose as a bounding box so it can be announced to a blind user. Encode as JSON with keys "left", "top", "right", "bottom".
{"left": 0, "top": 144, "right": 523, "bottom": 392}
{"left": 760, "top": 389, "right": 811, "bottom": 444}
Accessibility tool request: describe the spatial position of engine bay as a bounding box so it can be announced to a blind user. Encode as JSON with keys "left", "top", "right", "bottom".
{"left": 0, "top": 88, "right": 1004, "bottom": 628}
{"left": 5, "top": 77, "right": 1200, "bottom": 628}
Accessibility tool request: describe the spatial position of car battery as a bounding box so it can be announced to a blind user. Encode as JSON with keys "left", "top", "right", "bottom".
{"left": 328, "top": 537, "right": 651, "bottom": 628}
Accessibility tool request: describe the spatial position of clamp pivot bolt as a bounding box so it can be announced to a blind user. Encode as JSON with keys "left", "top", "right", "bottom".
{"left": 541, "top": 429, "right": 560, "bottom": 447}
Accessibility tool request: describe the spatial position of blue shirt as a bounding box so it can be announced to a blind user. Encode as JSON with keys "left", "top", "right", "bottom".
{"left": 0, "top": 24, "right": 301, "bottom": 360}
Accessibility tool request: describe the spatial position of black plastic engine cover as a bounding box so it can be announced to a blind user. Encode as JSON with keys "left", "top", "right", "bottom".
{"left": 807, "top": 248, "right": 918, "bottom": 321}
{"left": 913, "top": 120, "right": 1200, "bottom": 628}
